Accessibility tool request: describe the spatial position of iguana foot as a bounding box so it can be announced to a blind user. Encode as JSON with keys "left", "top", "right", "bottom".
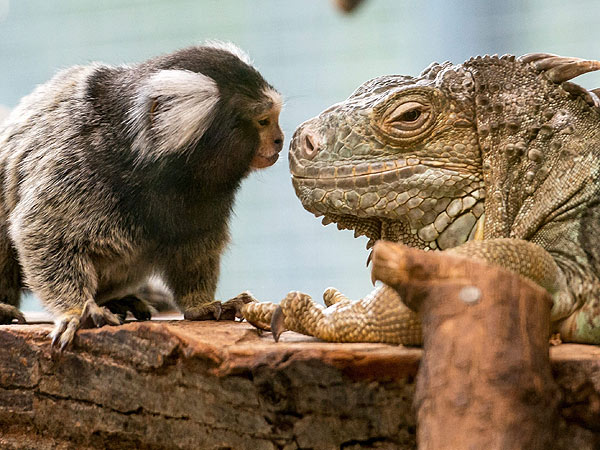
{"left": 243, "top": 286, "right": 422, "bottom": 345}
{"left": 556, "top": 308, "right": 600, "bottom": 344}
{"left": 0, "top": 303, "right": 26, "bottom": 324}
{"left": 271, "top": 286, "right": 422, "bottom": 345}
{"left": 271, "top": 288, "right": 354, "bottom": 340}
{"left": 50, "top": 300, "right": 121, "bottom": 351}
{"left": 244, "top": 289, "right": 353, "bottom": 337}
{"left": 184, "top": 293, "right": 255, "bottom": 321}
{"left": 241, "top": 291, "right": 316, "bottom": 337}
{"left": 104, "top": 295, "right": 153, "bottom": 323}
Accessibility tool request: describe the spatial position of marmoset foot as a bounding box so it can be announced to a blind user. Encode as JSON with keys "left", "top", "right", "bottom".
{"left": 104, "top": 295, "right": 153, "bottom": 322}
{"left": 185, "top": 293, "right": 256, "bottom": 321}
{"left": 50, "top": 300, "right": 121, "bottom": 350}
{"left": 0, "top": 303, "right": 26, "bottom": 324}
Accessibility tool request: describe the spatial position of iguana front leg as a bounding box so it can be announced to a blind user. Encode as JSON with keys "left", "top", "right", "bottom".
{"left": 245, "top": 238, "right": 572, "bottom": 345}
{"left": 445, "top": 238, "right": 564, "bottom": 296}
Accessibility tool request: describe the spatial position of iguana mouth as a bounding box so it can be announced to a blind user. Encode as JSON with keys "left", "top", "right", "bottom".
{"left": 291, "top": 160, "right": 485, "bottom": 250}
{"left": 317, "top": 213, "right": 451, "bottom": 248}
{"left": 290, "top": 159, "right": 478, "bottom": 181}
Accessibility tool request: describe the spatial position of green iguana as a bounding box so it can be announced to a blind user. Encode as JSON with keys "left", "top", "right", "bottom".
{"left": 242, "top": 53, "right": 600, "bottom": 345}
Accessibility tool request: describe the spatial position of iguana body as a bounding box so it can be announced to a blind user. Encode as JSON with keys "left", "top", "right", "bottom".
{"left": 243, "top": 53, "right": 600, "bottom": 345}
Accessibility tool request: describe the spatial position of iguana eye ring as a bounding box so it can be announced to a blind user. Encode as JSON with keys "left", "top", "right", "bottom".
{"left": 385, "top": 101, "right": 431, "bottom": 131}
{"left": 374, "top": 92, "right": 437, "bottom": 141}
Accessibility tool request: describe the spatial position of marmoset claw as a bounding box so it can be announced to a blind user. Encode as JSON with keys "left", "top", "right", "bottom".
{"left": 220, "top": 292, "right": 257, "bottom": 321}
{"left": 50, "top": 300, "right": 121, "bottom": 351}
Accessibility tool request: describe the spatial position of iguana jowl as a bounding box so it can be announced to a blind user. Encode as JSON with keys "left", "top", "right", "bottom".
{"left": 243, "top": 53, "right": 600, "bottom": 345}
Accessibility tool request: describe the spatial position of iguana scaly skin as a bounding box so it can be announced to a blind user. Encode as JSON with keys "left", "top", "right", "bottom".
{"left": 243, "top": 53, "right": 600, "bottom": 345}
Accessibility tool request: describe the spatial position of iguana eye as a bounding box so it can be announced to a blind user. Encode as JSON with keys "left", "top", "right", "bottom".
{"left": 386, "top": 101, "right": 431, "bottom": 131}
{"left": 373, "top": 90, "right": 437, "bottom": 142}
{"left": 400, "top": 109, "right": 421, "bottom": 122}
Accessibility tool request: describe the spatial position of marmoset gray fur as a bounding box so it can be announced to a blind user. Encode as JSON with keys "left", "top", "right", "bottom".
{"left": 0, "top": 42, "right": 284, "bottom": 348}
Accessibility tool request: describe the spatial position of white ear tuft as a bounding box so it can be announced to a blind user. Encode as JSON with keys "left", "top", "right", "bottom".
{"left": 129, "top": 69, "right": 220, "bottom": 160}
{"left": 204, "top": 40, "right": 253, "bottom": 66}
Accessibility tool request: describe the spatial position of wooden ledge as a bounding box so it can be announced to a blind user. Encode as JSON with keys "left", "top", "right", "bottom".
{"left": 0, "top": 320, "right": 599, "bottom": 449}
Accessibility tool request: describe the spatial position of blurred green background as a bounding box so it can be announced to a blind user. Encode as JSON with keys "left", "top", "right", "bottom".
{"left": 1, "top": 0, "right": 600, "bottom": 311}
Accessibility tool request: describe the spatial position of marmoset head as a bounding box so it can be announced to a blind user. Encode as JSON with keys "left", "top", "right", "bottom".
{"left": 127, "top": 42, "right": 284, "bottom": 176}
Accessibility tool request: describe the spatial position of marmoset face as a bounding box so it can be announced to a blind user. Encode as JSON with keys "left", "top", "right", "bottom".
{"left": 250, "top": 93, "right": 284, "bottom": 169}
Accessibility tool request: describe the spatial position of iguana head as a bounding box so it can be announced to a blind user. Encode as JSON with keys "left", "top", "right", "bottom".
{"left": 289, "top": 53, "right": 600, "bottom": 251}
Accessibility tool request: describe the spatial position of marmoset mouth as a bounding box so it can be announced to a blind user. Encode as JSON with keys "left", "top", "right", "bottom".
{"left": 252, "top": 153, "right": 280, "bottom": 169}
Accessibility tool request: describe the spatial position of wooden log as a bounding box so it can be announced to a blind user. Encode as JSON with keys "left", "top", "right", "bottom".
{"left": 371, "top": 241, "right": 560, "bottom": 450}
{"left": 0, "top": 320, "right": 420, "bottom": 450}
{"left": 1, "top": 318, "right": 600, "bottom": 448}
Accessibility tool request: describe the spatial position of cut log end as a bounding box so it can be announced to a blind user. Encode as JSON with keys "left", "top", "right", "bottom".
{"left": 372, "top": 241, "right": 559, "bottom": 450}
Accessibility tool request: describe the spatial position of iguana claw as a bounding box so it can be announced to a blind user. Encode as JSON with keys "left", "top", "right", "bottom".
{"left": 270, "top": 306, "right": 287, "bottom": 342}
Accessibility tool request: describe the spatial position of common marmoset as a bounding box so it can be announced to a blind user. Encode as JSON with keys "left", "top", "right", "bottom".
{"left": 0, "top": 42, "right": 283, "bottom": 348}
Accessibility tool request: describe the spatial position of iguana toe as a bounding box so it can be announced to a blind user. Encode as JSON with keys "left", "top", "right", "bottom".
{"left": 242, "top": 299, "right": 277, "bottom": 330}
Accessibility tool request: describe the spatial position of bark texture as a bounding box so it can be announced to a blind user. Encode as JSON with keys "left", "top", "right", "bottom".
{"left": 1, "top": 318, "right": 599, "bottom": 449}
{"left": 0, "top": 320, "right": 419, "bottom": 450}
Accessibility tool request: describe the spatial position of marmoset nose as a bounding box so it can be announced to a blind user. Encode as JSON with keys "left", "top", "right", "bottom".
{"left": 300, "top": 129, "right": 320, "bottom": 160}
{"left": 274, "top": 134, "right": 284, "bottom": 153}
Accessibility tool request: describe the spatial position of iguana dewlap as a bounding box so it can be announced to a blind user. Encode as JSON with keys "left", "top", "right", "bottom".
{"left": 243, "top": 53, "right": 600, "bottom": 345}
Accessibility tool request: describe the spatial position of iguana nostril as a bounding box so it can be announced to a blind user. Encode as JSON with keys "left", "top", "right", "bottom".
{"left": 302, "top": 132, "right": 320, "bottom": 160}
